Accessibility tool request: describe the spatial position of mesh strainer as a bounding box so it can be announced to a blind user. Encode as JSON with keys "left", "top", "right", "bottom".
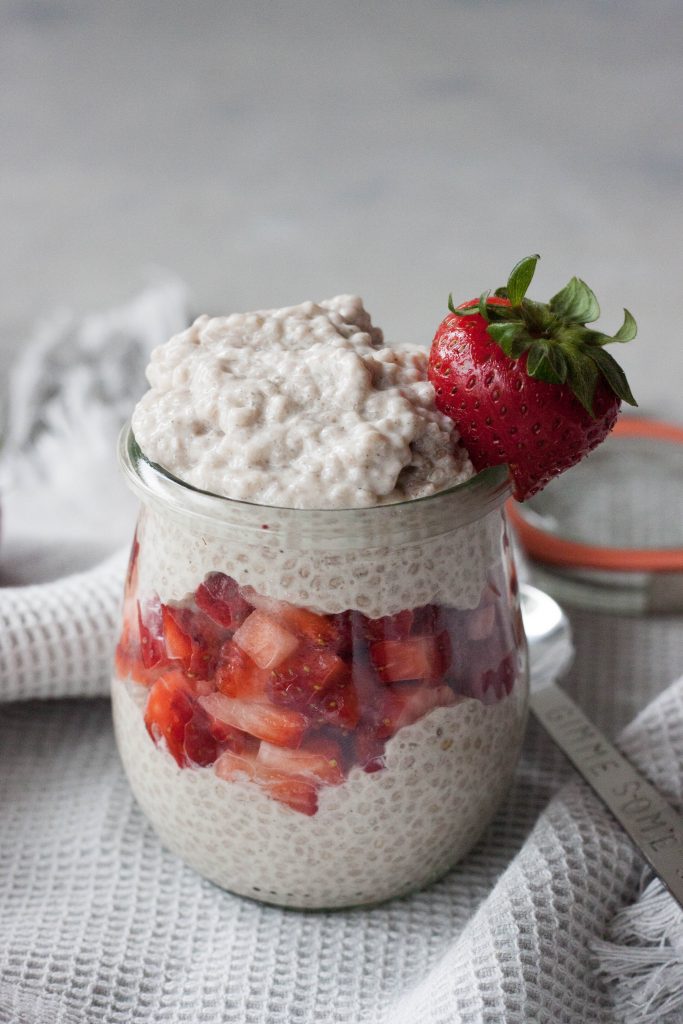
{"left": 508, "top": 417, "right": 683, "bottom": 613}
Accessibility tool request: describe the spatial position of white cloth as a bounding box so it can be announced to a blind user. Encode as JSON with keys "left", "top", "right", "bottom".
{"left": 1, "top": 286, "right": 682, "bottom": 1024}
{"left": 0, "top": 274, "right": 187, "bottom": 701}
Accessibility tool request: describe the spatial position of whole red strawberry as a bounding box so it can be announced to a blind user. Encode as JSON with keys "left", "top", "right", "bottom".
{"left": 428, "top": 255, "right": 637, "bottom": 500}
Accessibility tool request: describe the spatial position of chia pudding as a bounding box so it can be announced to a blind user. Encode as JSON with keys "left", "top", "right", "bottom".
{"left": 113, "top": 295, "right": 528, "bottom": 908}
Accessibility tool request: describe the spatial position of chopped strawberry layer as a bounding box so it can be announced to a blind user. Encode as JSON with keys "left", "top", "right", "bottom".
{"left": 215, "top": 640, "right": 271, "bottom": 699}
{"left": 310, "top": 675, "right": 360, "bottom": 730}
{"left": 115, "top": 566, "right": 520, "bottom": 815}
{"left": 162, "top": 605, "right": 227, "bottom": 679}
{"left": 364, "top": 609, "right": 414, "bottom": 643}
{"left": 353, "top": 727, "right": 386, "bottom": 773}
{"left": 268, "top": 646, "right": 350, "bottom": 716}
{"left": 264, "top": 775, "right": 318, "bottom": 815}
{"left": 241, "top": 588, "right": 340, "bottom": 646}
{"left": 214, "top": 747, "right": 256, "bottom": 783}
{"left": 233, "top": 610, "right": 300, "bottom": 670}
{"left": 257, "top": 737, "right": 344, "bottom": 786}
{"left": 145, "top": 672, "right": 211, "bottom": 767}
{"left": 198, "top": 691, "right": 307, "bottom": 748}
{"left": 138, "top": 597, "right": 166, "bottom": 669}
{"left": 196, "top": 572, "right": 252, "bottom": 628}
{"left": 370, "top": 632, "right": 452, "bottom": 684}
{"left": 376, "top": 683, "right": 459, "bottom": 739}
{"left": 215, "top": 748, "right": 319, "bottom": 815}
{"left": 465, "top": 604, "right": 496, "bottom": 642}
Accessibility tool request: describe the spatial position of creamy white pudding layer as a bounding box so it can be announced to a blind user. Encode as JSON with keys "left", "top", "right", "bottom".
{"left": 113, "top": 678, "right": 526, "bottom": 909}
{"left": 132, "top": 295, "right": 473, "bottom": 509}
{"left": 135, "top": 504, "right": 505, "bottom": 617}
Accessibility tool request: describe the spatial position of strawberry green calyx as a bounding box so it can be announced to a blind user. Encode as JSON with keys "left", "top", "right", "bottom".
{"left": 447, "top": 254, "right": 638, "bottom": 416}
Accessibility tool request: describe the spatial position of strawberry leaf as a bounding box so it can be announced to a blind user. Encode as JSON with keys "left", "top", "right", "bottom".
{"left": 610, "top": 308, "right": 638, "bottom": 343}
{"left": 448, "top": 295, "right": 479, "bottom": 316}
{"left": 549, "top": 277, "right": 600, "bottom": 324}
{"left": 484, "top": 303, "right": 520, "bottom": 323}
{"left": 526, "top": 341, "right": 563, "bottom": 384}
{"left": 487, "top": 323, "right": 532, "bottom": 358}
{"left": 478, "top": 291, "right": 491, "bottom": 321}
{"left": 587, "top": 346, "right": 638, "bottom": 406}
{"left": 545, "top": 344, "right": 569, "bottom": 384}
{"left": 565, "top": 351, "right": 600, "bottom": 415}
{"left": 525, "top": 341, "right": 546, "bottom": 377}
{"left": 507, "top": 254, "right": 540, "bottom": 306}
{"left": 521, "top": 299, "right": 552, "bottom": 335}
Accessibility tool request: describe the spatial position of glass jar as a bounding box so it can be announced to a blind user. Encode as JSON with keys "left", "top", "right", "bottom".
{"left": 112, "top": 425, "right": 528, "bottom": 909}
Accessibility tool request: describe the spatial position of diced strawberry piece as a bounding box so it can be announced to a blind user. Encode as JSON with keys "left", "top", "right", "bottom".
{"left": 215, "top": 747, "right": 258, "bottom": 781}
{"left": 138, "top": 597, "right": 166, "bottom": 669}
{"left": 144, "top": 669, "right": 230, "bottom": 766}
{"left": 314, "top": 676, "right": 360, "bottom": 730}
{"left": 162, "top": 606, "right": 194, "bottom": 664}
{"left": 269, "top": 645, "right": 360, "bottom": 730}
{"left": 145, "top": 668, "right": 262, "bottom": 766}
{"left": 183, "top": 713, "right": 221, "bottom": 767}
{"left": 264, "top": 775, "right": 318, "bottom": 816}
{"left": 499, "top": 653, "right": 517, "bottom": 696}
{"left": 233, "top": 610, "right": 299, "bottom": 669}
{"left": 353, "top": 728, "right": 386, "bottom": 773}
{"left": 241, "top": 587, "right": 339, "bottom": 646}
{"left": 144, "top": 672, "right": 194, "bottom": 766}
{"left": 348, "top": 662, "right": 386, "bottom": 732}
{"left": 465, "top": 604, "right": 496, "bottom": 641}
{"left": 257, "top": 738, "right": 344, "bottom": 786}
{"left": 114, "top": 619, "right": 135, "bottom": 679}
{"left": 195, "top": 572, "right": 252, "bottom": 629}
{"left": 198, "top": 692, "right": 307, "bottom": 747}
{"left": 215, "top": 748, "right": 319, "bottom": 815}
{"left": 350, "top": 660, "right": 382, "bottom": 703}
{"left": 467, "top": 653, "right": 517, "bottom": 704}
{"left": 376, "top": 683, "right": 458, "bottom": 739}
{"left": 114, "top": 643, "right": 130, "bottom": 679}
{"left": 364, "top": 609, "right": 414, "bottom": 643}
{"left": 129, "top": 655, "right": 153, "bottom": 686}
{"left": 191, "top": 677, "right": 216, "bottom": 697}
{"left": 115, "top": 608, "right": 157, "bottom": 687}
{"left": 327, "top": 610, "right": 355, "bottom": 657}
{"left": 215, "top": 640, "right": 271, "bottom": 699}
{"left": 238, "top": 587, "right": 285, "bottom": 617}
{"left": 370, "top": 632, "right": 452, "bottom": 684}
{"left": 208, "top": 717, "right": 258, "bottom": 756}
{"left": 276, "top": 604, "right": 339, "bottom": 645}
{"left": 161, "top": 605, "right": 225, "bottom": 679}
{"left": 269, "top": 646, "right": 347, "bottom": 705}
{"left": 412, "top": 603, "right": 440, "bottom": 633}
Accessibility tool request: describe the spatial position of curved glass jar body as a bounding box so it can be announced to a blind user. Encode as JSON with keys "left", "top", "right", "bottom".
{"left": 112, "top": 425, "right": 528, "bottom": 909}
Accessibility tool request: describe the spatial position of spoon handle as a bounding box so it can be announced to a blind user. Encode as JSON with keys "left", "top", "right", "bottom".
{"left": 530, "top": 682, "right": 683, "bottom": 908}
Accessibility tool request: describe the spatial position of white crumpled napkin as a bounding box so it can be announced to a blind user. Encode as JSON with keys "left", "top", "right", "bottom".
{"left": 1, "top": 284, "right": 682, "bottom": 1024}
{"left": 0, "top": 273, "right": 188, "bottom": 701}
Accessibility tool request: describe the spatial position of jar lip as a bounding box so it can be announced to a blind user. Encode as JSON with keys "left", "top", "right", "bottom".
{"left": 118, "top": 422, "right": 511, "bottom": 541}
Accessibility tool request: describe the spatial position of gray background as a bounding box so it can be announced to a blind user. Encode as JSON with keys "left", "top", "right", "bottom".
{"left": 2, "top": 0, "right": 682, "bottom": 419}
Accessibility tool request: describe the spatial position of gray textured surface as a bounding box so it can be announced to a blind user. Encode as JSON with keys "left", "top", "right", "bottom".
{"left": 2, "top": 0, "right": 683, "bottom": 419}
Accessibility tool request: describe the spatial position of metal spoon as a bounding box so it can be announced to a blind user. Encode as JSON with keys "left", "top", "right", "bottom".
{"left": 521, "top": 583, "right": 683, "bottom": 909}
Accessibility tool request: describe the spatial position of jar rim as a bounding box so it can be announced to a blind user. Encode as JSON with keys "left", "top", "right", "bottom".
{"left": 118, "top": 422, "right": 511, "bottom": 546}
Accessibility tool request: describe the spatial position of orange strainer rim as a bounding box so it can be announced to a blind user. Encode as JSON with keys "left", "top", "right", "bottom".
{"left": 506, "top": 416, "right": 683, "bottom": 573}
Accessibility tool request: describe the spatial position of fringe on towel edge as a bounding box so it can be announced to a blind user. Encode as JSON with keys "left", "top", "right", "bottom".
{"left": 593, "top": 873, "right": 683, "bottom": 1024}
